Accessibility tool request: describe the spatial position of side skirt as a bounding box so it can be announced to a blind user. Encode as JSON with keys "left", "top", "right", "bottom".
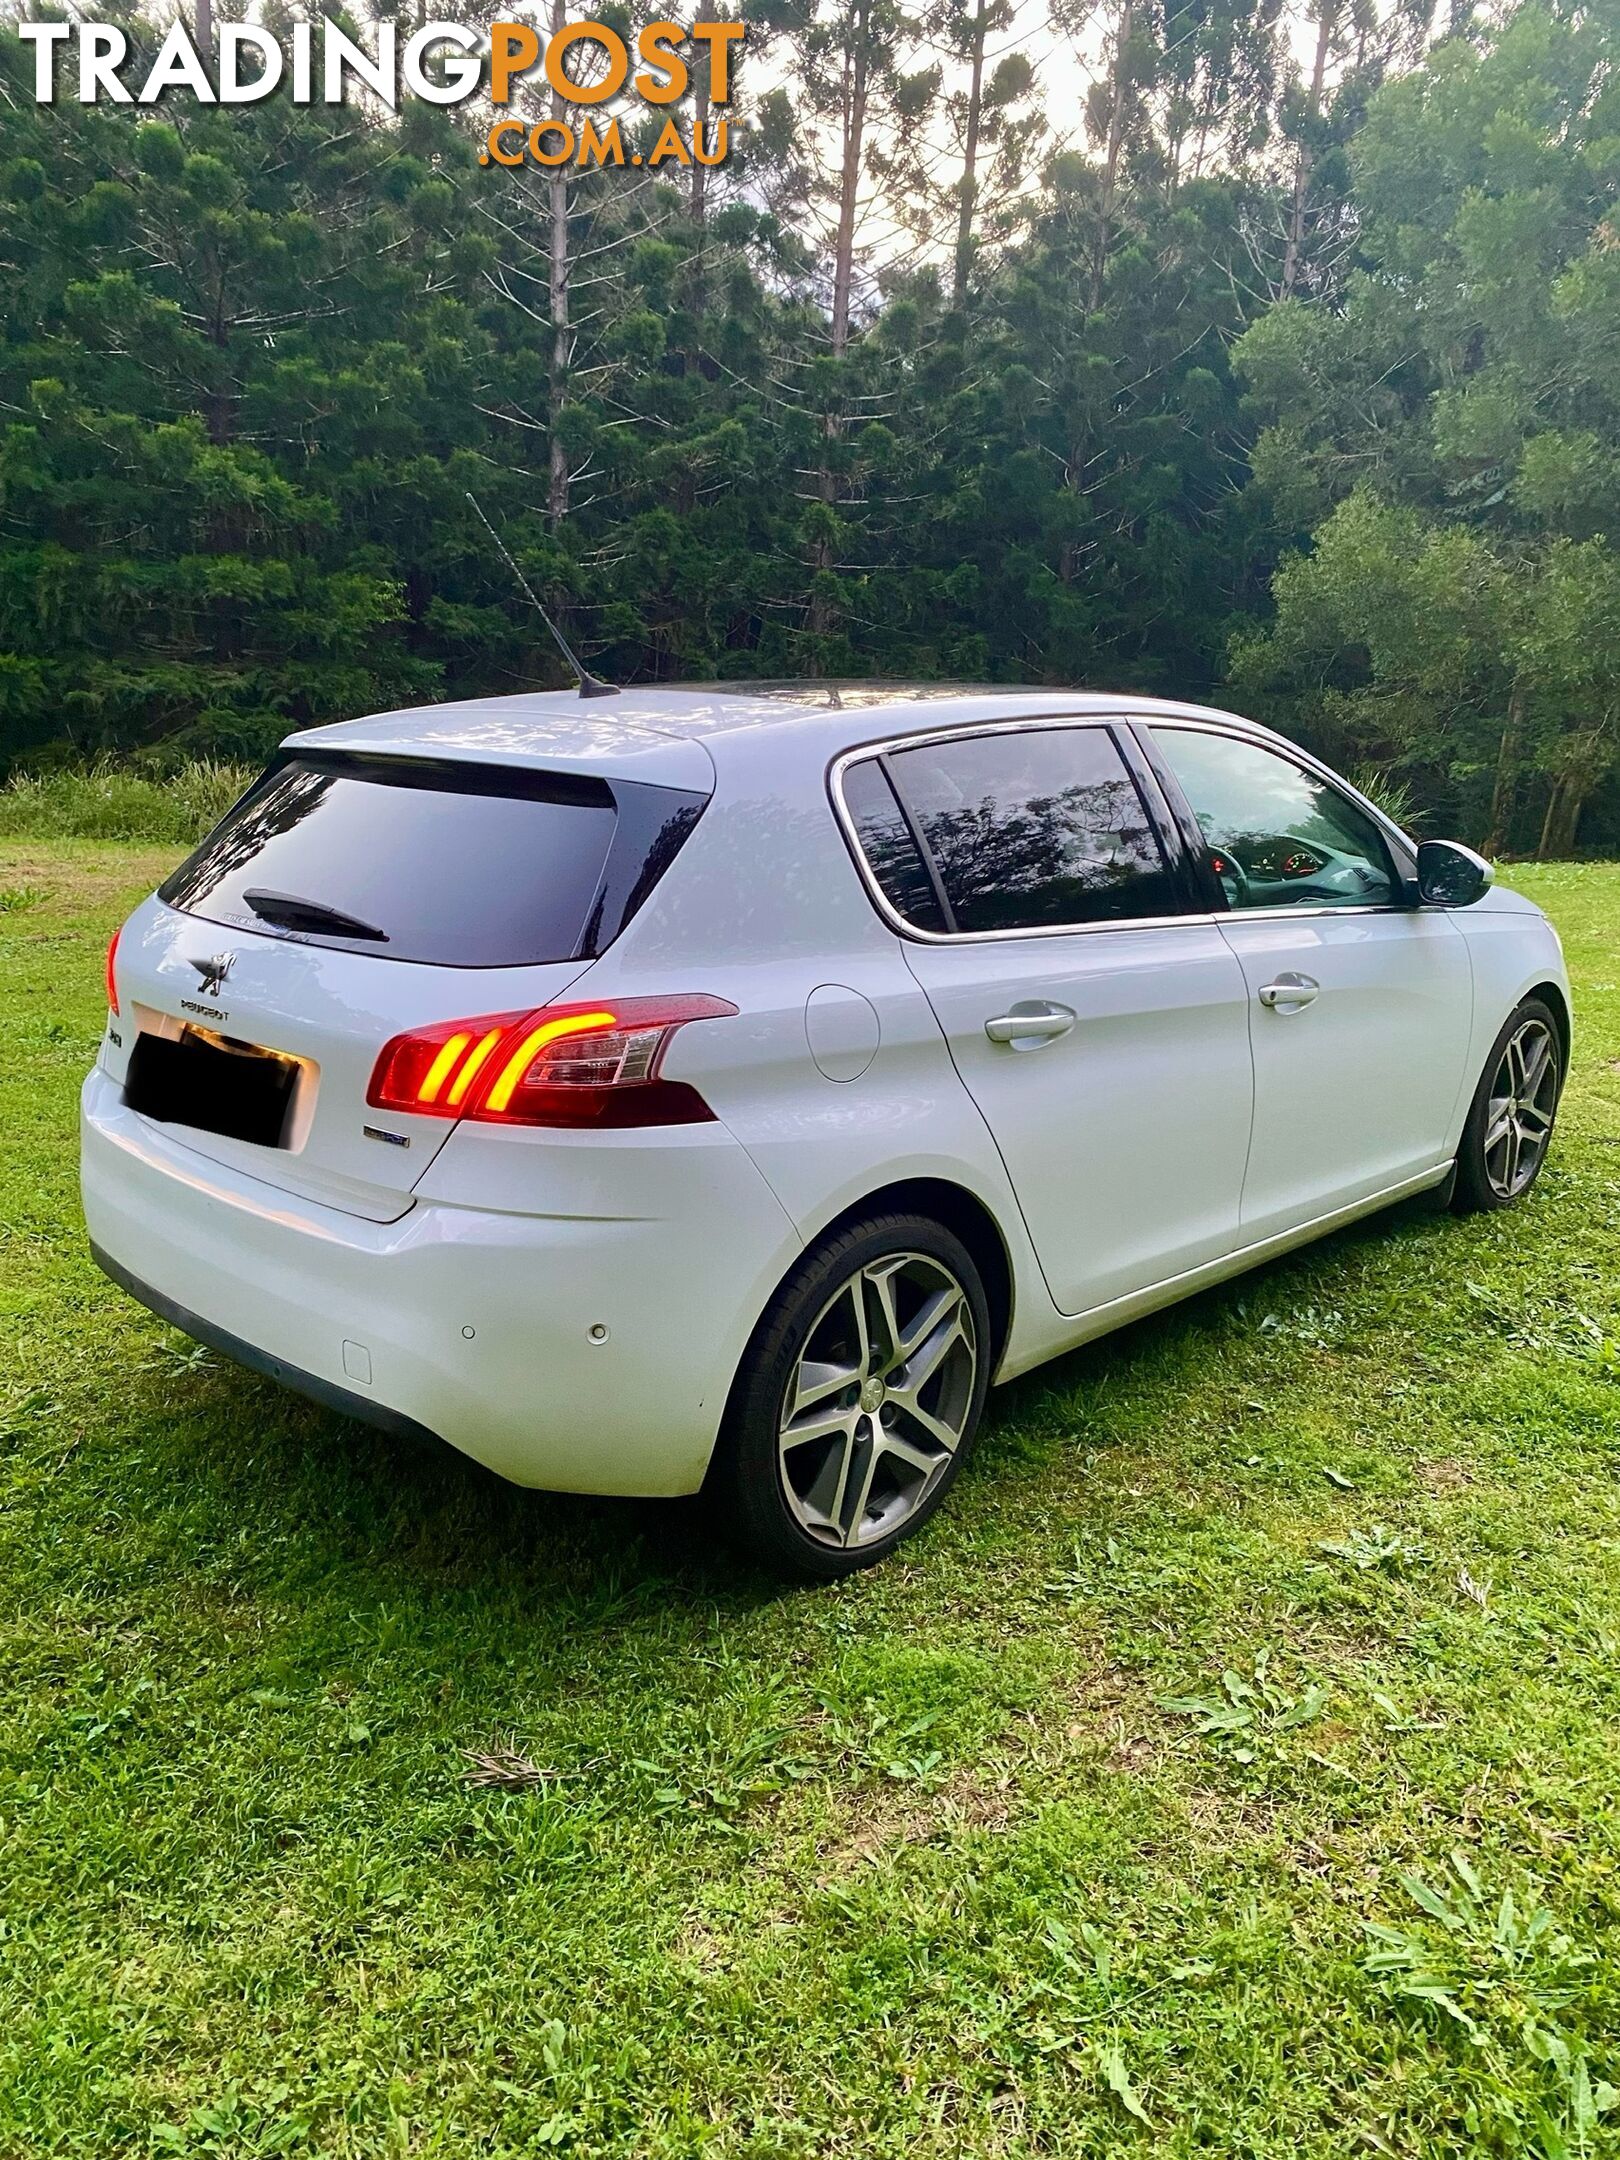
{"left": 995, "top": 1164, "right": 1456, "bottom": 1382}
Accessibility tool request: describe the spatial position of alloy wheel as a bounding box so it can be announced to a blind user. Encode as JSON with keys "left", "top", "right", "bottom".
{"left": 777, "top": 1252, "right": 979, "bottom": 1550}
{"left": 1483, "top": 1017, "right": 1559, "bottom": 1200}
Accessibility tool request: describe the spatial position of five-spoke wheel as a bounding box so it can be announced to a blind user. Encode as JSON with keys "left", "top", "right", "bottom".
{"left": 777, "top": 1251, "right": 979, "bottom": 1551}
{"left": 712, "top": 1212, "right": 992, "bottom": 1579}
{"left": 1481, "top": 1016, "right": 1559, "bottom": 1200}
{"left": 1454, "top": 995, "right": 1564, "bottom": 1214}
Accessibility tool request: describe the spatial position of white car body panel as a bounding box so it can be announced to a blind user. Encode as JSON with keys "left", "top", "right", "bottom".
{"left": 564, "top": 715, "right": 1070, "bottom": 1377}
{"left": 284, "top": 697, "right": 718, "bottom": 793}
{"left": 1216, "top": 909, "right": 1475, "bottom": 1241}
{"left": 79, "top": 683, "right": 1573, "bottom": 1499}
{"left": 102, "top": 893, "right": 594, "bottom": 1217}
{"left": 902, "top": 922, "right": 1253, "bottom": 1315}
{"left": 1439, "top": 885, "right": 1570, "bottom": 1153}
{"left": 81, "top": 1063, "right": 800, "bottom": 1494}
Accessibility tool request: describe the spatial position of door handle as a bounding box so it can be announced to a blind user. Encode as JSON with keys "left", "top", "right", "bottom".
{"left": 1258, "top": 973, "right": 1320, "bottom": 1012}
{"left": 985, "top": 1002, "right": 1077, "bottom": 1046}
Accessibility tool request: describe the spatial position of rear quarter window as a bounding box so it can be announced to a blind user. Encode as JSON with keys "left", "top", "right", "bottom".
{"left": 839, "top": 759, "right": 949, "bottom": 933}
{"left": 840, "top": 725, "right": 1178, "bottom": 935}
{"left": 160, "top": 753, "right": 708, "bottom": 968}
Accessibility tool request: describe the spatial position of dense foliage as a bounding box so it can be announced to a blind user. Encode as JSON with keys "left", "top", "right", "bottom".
{"left": 1, "top": 0, "right": 1616, "bottom": 852}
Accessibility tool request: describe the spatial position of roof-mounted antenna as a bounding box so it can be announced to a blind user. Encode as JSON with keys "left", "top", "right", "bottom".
{"left": 465, "top": 491, "right": 619, "bottom": 700}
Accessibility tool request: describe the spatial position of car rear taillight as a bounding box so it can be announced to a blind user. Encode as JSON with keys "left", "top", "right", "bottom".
{"left": 367, "top": 996, "right": 738, "bottom": 1129}
{"left": 105, "top": 926, "right": 121, "bottom": 1018}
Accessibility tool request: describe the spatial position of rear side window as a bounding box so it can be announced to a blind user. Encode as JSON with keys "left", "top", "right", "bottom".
{"left": 839, "top": 759, "right": 948, "bottom": 933}
{"left": 845, "top": 725, "right": 1177, "bottom": 934}
{"left": 160, "top": 754, "right": 707, "bottom": 968}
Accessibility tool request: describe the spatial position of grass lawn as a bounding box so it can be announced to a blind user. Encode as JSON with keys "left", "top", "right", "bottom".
{"left": 3, "top": 842, "right": 1619, "bottom": 2160}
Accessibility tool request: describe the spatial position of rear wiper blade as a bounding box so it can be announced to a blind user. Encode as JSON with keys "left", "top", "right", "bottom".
{"left": 242, "top": 888, "right": 389, "bottom": 942}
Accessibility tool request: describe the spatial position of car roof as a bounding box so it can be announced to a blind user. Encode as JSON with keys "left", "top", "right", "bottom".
{"left": 283, "top": 682, "right": 1277, "bottom": 789}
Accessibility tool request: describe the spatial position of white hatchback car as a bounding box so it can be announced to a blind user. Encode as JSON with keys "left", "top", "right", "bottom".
{"left": 83, "top": 685, "right": 1569, "bottom": 1576}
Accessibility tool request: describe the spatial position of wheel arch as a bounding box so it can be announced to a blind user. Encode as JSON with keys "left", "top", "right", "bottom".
{"left": 1527, "top": 979, "right": 1571, "bottom": 1068}
{"left": 799, "top": 1176, "right": 1015, "bottom": 1374}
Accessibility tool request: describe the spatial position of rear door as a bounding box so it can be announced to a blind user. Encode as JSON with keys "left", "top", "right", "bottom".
{"left": 839, "top": 721, "right": 1254, "bottom": 1318}
{"left": 104, "top": 751, "right": 708, "bottom": 1220}
{"left": 1142, "top": 723, "right": 1474, "bottom": 1241}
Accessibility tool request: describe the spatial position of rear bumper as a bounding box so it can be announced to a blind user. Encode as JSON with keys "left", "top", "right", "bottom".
{"left": 90, "top": 1240, "right": 444, "bottom": 1448}
{"left": 81, "top": 1068, "right": 799, "bottom": 1495}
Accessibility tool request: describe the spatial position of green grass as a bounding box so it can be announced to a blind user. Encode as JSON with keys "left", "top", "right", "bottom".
{"left": 3, "top": 844, "right": 1620, "bottom": 2159}
{"left": 0, "top": 761, "right": 253, "bottom": 845}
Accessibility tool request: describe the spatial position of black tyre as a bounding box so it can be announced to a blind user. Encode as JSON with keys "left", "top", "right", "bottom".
{"left": 1452, "top": 995, "right": 1564, "bottom": 1214}
{"left": 711, "top": 1212, "right": 992, "bottom": 1581}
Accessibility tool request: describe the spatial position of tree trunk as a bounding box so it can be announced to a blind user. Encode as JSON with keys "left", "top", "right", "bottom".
{"left": 1189, "top": 72, "right": 1219, "bottom": 181}
{"left": 1537, "top": 771, "right": 1587, "bottom": 860}
{"left": 1482, "top": 683, "right": 1523, "bottom": 857}
{"left": 1058, "top": 445, "right": 1088, "bottom": 584}
{"left": 691, "top": 37, "right": 712, "bottom": 232}
{"left": 951, "top": 0, "right": 989, "bottom": 312}
{"left": 546, "top": 0, "right": 570, "bottom": 530}
{"left": 812, "top": 0, "right": 872, "bottom": 658}
{"left": 684, "top": 40, "right": 712, "bottom": 371}
{"left": 831, "top": 0, "right": 870, "bottom": 357}
{"left": 1281, "top": 1, "right": 1334, "bottom": 299}
{"left": 194, "top": 0, "right": 213, "bottom": 58}
{"left": 1089, "top": 0, "right": 1133, "bottom": 313}
{"left": 805, "top": 428, "right": 841, "bottom": 657}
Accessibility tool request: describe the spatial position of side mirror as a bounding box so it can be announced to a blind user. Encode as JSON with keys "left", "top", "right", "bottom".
{"left": 1416, "top": 838, "right": 1494, "bottom": 908}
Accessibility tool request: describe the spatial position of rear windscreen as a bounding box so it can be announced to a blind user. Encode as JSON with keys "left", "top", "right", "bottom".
{"left": 160, "top": 754, "right": 705, "bottom": 968}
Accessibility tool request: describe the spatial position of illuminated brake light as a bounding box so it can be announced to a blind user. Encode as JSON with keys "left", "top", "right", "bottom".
{"left": 367, "top": 995, "right": 737, "bottom": 1129}
{"left": 416, "top": 1032, "right": 472, "bottom": 1104}
{"left": 445, "top": 1028, "right": 502, "bottom": 1107}
{"left": 105, "top": 926, "right": 121, "bottom": 1018}
{"left": 485, "top": 1012, "right": 616, "bottom": 1114}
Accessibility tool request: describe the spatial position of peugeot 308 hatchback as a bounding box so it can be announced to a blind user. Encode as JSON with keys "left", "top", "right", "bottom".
{"left": 83, "top": 685, "right": 1571, "bottom": 1577}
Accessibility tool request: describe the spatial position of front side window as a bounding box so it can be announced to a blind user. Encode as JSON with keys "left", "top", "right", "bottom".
{"left": 1148, "top": 728, "right": 1399, "bottom": 912}
{"left": 868, "top": 725, "right": 1177, "bottom": 934}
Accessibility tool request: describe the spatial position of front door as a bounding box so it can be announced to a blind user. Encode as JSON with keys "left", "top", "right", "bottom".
{"left": 1145, "top": 724, "right": 1475, "bottom": 1242}
{"left": 840, "top": 722, "right": 1254, "bottom": 1317}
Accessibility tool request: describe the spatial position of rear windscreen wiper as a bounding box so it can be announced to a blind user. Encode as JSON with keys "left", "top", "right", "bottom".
{"left": 242, "top": 888, "right": 389, "bottom": 942}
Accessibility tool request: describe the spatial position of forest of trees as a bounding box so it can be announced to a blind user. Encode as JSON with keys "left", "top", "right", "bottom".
{"left": 0, "top": 0, "right": 1616, "bottom": 854}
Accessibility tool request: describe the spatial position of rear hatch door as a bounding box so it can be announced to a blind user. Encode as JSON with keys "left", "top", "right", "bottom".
{"left": 104, "top": 746, "right": 709, "bottom": 1221}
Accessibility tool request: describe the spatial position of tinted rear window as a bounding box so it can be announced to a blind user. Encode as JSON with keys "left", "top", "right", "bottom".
{"left": 881, "top": 725, "right": 1177, "bottom": 933}
{"left": 840, "top": 759, "right": 948, "bottom": 933}
{"left": 160, "top": 754, "right": 706, "bottom": 968}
